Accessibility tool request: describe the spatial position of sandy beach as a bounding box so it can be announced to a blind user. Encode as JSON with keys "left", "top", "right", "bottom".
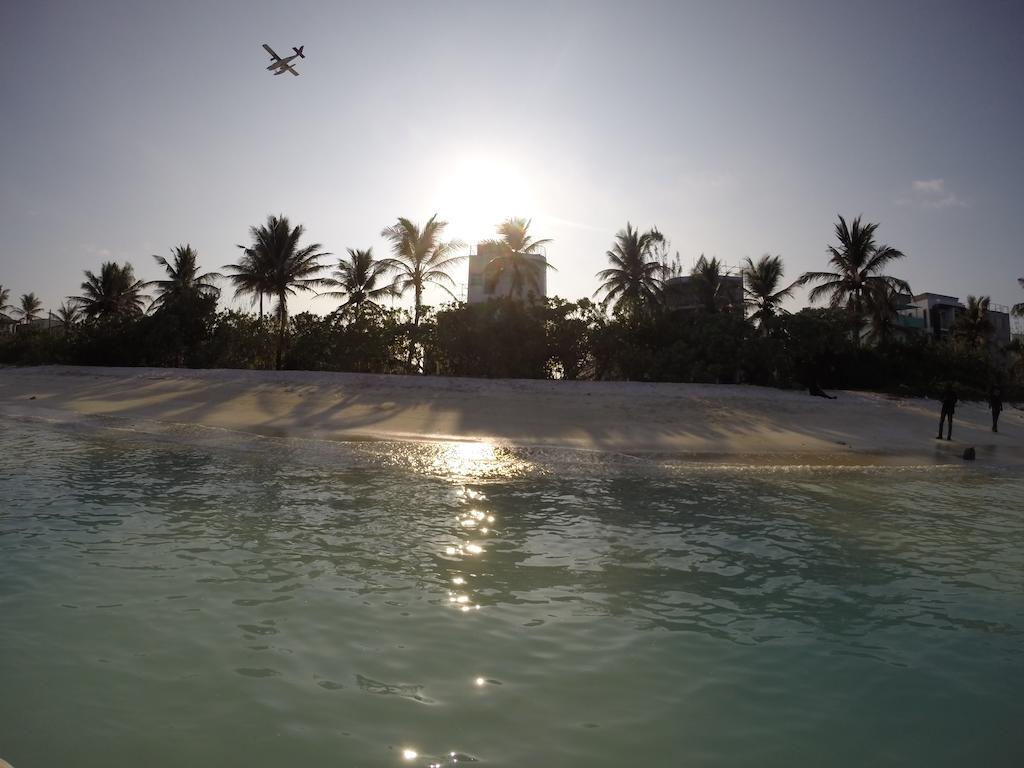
{"left": 1, "top": 365, "right": 1021, "bottom": 465}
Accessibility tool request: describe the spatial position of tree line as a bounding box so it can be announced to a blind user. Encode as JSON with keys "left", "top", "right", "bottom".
{"left": 2, "top": 213, "right": 1023, "bottom": 398}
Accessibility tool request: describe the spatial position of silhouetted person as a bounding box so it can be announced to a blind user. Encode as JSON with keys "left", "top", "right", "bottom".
{"left": 809, "top": 382, "right": 837, "bottom": 399}
{"left": 937, "top": 383, "right": 957, "bottom": 441}
{"left": 989, "top": 387, "right": 1003, "bottom": 433}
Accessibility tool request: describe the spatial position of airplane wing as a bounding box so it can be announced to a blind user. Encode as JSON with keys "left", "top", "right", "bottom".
{"left": 262, "top": 43, "right": 282, "bottom": 62}
{"left": 273, "top": 63, "right": 300, "bottom": 76}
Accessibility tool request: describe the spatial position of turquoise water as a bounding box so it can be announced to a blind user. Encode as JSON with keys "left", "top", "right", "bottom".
{"left": 1, "top": 420, "right": 1023, "bottom": 767}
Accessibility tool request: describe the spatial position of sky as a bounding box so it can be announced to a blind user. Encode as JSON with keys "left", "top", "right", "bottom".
{"left": 2, "top": 0, "right": 1023, "bottom": 319}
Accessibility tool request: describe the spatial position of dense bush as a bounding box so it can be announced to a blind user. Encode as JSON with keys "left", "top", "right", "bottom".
{"left": 433, "top": 300, "right": 548, "bottom": 379}
{"left": 284, "top": 308, "right": 409, "bottom": 373}
{"left": 1, "top": 298, "right": 1019, "bottom": 400}
{"left": 0, "top": 327, "right": 69, "bottom": 365}
{"left": 192, "top": 310, "right": 275, "bottom": 370}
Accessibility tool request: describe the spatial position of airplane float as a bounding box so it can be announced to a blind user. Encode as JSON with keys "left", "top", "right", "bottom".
{"left": 262, "top": 43, "right": 305, "bottom": 76}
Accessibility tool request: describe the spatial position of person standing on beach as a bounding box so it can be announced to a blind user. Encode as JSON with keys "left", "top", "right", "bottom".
{"left": 988, "top": 387, "right": 1003, "bottom": 433}
{"left": 937, "top": 383, "right": 957, "bottom": 441}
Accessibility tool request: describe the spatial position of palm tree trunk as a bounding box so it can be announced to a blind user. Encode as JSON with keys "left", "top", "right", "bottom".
{"left": 275, "top": 292, "right": 287, "bottom": 370}
{"left": 406, "top": 285, "right": 422, "bottom": 373}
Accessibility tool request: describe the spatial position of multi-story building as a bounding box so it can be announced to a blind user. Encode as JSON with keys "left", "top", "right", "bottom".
{"left": 1011, "top": 313, "right": 1024, "bottom": 343}
{"left": 897, "top": 293, "right": 962, "bottom": 340}
{"left": 896, "top": 293, "right": 1011, "bottom": 346}
{"left": 19, "top": 316, "right": 63, "bottom": 333}
{"left": 989, "top": 303, "right": 1012, "bottom": 346}
{"left": 466, "top": 242, "right": 548, "bottom": 304}
{"left": 0, "top": 314, "right": 64, "bottom": 334}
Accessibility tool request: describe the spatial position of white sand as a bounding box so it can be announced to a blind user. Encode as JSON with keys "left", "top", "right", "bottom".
{"left": 1, "top": 365, "right": 1021, "bottom": 465}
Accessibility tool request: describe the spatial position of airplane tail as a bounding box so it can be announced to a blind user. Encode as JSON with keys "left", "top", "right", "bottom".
{"left": 293, "top": 46, "right": 305, "bottom": 58}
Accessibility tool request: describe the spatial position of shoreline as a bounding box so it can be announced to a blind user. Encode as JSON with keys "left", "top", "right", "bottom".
{"left": 1, "top": 365, "right": 1021, "bottom": 468}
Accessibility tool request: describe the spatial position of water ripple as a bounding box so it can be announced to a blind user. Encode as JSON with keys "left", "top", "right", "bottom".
{"left": 1, "top": 420, "right": 1023, "bottom": 767}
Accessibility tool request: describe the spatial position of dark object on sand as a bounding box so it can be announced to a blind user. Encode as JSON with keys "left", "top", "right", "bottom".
{"left": 937, "top": 383, "right": 957, "bottom": 441}
{"left": 962, "top": 446, "right": 976, "bottom": 461}
{"left": 988, "top": 388, "right": 1003, "bottom": 433}
{"left": 809, "top": 383, "right": 836, "bottom": 399}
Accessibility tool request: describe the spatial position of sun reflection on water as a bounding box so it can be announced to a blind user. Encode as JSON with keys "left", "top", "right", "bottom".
{"left": 407, "top": 440, "right": 535, "bottom": 480}
{"left": 440, "top": 488, "right": 499, "bottom": 617}
{"left": 402, "top": 486, "right": 499, "bottom": 763}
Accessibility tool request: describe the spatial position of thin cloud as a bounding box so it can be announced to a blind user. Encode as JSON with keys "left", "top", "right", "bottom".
{"left": 80, "top": 243, "right": 113, "bottom": 258}
{"left": 898, "top": 178, "right": 968, "bottom": 209}
{"left": 912, "top": 179, "right": 945, "bottom": 194}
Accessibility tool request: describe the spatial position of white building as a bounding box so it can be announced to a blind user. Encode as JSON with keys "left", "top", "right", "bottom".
{"left": 466, "top": 242, "right": 548, "bottom": 304}
{"left": 896, "top": 292, "right": 1011, "bottom": 346}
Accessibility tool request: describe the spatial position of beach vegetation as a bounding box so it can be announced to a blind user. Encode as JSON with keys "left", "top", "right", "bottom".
{"left": 433, "top": 299, "right": 549, "bottom": 379}
{"left": 381, "top": 215, "right": 465, "bottom": 326}
{"left": 148, "top": 246, "right": 222, "bottom": 312}
{"left": 192, "top": 310, "right": 276, "bottom": 370}
{"left": 380, "top": 214, "right": 465, "bottom": 371}
{"left": 227, "top": 215, "right": 330, "bottom": 370}
{"left": 862, "top": 284, "right": 904, "bottom": 347}
{"left": 741, "top": 255, "right": 795, "bottom": 335}
{"left": 15, "top": 293, "right": 43, "bottom": 324}
{"left": 594, "top": 223, "right": 666, "bottom": 320}
{"left": 224, "top": 244, "right": 273, "bottom": 318}
{"left": 952, "top": 295, "right": 994, "bottom": 351}
{"left": 481, "top": 218, "right": 555, "bottom": 300}
{"left": 73, "top": 261, "right": 149, "bottom": 320}
{"left": 145, "top": 246, "right": 223, "bottom": 366}
{"left": 318, "top": 247, "right": 396, "bottom": 322}
{"left": 543, "top": 297, "right": 593, "bottom": 380}
{"left": 55, "top": 302, "right": 82, "bottom": 336}
{"left": 690, "top": 256, "right": 736, "bottom": 314}
{"left": 2, "top": 211, "right": 1020, "bottom": 400}
{"left": 283, "top": 307, "right": 409, "bottom": 374}
{"left": 0, "top": 290, "right": 1013, "bottom": 398}
{"left": 797, "top": 215, "right": 910, "bottom": 321}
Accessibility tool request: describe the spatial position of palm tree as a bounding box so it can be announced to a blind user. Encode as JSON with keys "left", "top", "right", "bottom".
{"left": 952, "top": 295, "right": 994, "bottom": 350}
{"left": 690, "top": 255, "right": 737, "bottom": 313}
{"left": 55, "top": 301, "right": 82, "bottom": 336}
{"left": 148, "top": 245, "right": 222, "bottom": 311}
{"left": 593, "top": 223, "right": 666, "bottom": 318}
{"left": 863, "top": 283, "right": 904, "bottom": 347}
{"left": 741, "top": 255, "right": 796, "bottom": 334}
{"left": 74, "top": 262, "right": 148, "bottom": 320}
{"left": 798, "top": 215, "right": 910, "bottom": 316}
{"left": 227, "top": 214, "right": 329, "bottom": 369}
{"left": 482, "top": 217, "right": 555, "bottom": 300}
{"left": 318, "top": 247, "right": 396, "bottom": 321}
{"left": 380, "top": 214, "right": 465, "bottom": 327}
{"left": 224, "top": 246, "right": 273, "bottom": 318}
{"left": 0, "top": 284, "right": 10, "bottom": 315}
{"left": 14, "top": 293, "right": 43, "bottom": 324}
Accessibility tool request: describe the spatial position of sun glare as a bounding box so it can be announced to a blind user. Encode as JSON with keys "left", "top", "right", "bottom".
{"left": 434, "top": 151, "right": 535, "bottom": 245}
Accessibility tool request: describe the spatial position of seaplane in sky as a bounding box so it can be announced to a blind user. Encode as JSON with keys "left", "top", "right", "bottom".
{"left": 262, "top": 43, "right": 305, "bottom": 76}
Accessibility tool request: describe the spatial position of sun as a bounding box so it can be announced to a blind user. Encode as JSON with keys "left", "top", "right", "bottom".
{"left": 433, "top": 150, "right": 535, "bottom": 246}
